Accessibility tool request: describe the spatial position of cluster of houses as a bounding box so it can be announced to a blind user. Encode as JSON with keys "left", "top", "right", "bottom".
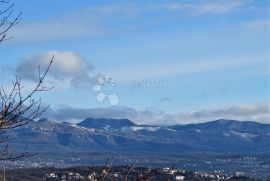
{"left": 45, "top": 167, "right": 247, "bottom": 181}
{"left": 162, "top": 167, "right": 185, "bottom": 180}
{"left": 46, "top": 169, "right": 122, "bottom": 181}
{"left": 46, "top": 172, "right": 84, "bottom": 180}
{"left": 45, "top": 167, "right": 185, "bottom": 181}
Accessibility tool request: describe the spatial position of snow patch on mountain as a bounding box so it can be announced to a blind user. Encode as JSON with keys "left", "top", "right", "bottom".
{"left": 130, "top": 126, "right": 160, "bottom": 131}
{"left": 230, "top": 131, "right": 257, "bottom": 139}
{"left": 71, "top": 124, "right": 94, "bottom": 132}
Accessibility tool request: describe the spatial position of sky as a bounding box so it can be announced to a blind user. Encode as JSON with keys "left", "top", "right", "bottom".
{"left": 0, "top": 0, "right": 269, "bottom": 125}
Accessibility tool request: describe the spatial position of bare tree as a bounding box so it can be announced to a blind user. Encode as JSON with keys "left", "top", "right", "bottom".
{"left": 0, "top": 58, "right": 53, "bottom": 160}
{"left": 0, "top": 1, "right": 53, "bottom": 160}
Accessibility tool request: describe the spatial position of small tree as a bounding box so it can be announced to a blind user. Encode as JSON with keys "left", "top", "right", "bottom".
{"left": 0, "top": 1, "right": 53, "bottom": 160}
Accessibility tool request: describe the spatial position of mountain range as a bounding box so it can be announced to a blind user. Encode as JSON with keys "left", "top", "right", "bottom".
{"left": 6, "top": 118, "right": 270, "bottom": 154}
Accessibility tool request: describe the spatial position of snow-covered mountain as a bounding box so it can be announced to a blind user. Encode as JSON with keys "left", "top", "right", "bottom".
{"left": 6, "top": 118, "right": 270, "bottom": 154}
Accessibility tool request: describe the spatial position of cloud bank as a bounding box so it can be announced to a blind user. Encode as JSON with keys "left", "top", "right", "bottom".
{"left": 44, "top": 103, "right": 270, "bottom": 125}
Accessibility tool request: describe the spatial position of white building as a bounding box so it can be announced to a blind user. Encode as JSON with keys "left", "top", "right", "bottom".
{"left": 175, "top": 175, "right": 185, "bottom": 180}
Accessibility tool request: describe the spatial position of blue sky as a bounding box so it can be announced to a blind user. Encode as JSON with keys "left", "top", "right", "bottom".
{"left": 0, "top": 0, "right": 269, "bottom": 124}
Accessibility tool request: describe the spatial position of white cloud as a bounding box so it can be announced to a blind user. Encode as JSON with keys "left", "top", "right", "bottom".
{"left": 17, "top": 50, "right": 91, "bottom": 79}
{"left": 16, "top": 50, "right": 95, "bottom": 88}
{"left": 16, "top": 50, "right": 115, "bottom": 90}
{"left": 44, "top": 103, "right": 270, "bottom": 125}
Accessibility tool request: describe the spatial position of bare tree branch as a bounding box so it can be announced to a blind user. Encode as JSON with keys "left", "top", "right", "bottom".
{"left": 0, "top": 0, "right": 21, "bottom": 42}
{"left": 102, "top": 157, "right": 114, "bottom": 181}
{"left": 124, "top": 164, "right": 134, "bottom": 181}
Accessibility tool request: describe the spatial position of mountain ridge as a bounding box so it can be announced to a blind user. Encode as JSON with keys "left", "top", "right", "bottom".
{"left": 6, "top": 118, "right": 270, "bottom": 155}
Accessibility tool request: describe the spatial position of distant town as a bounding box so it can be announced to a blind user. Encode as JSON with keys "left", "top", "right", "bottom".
{"left": 2, "top": 165, "right": 261, "bottom": 181}
{"left": 1, "top": 153, "right": 269, "bottom": 180}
